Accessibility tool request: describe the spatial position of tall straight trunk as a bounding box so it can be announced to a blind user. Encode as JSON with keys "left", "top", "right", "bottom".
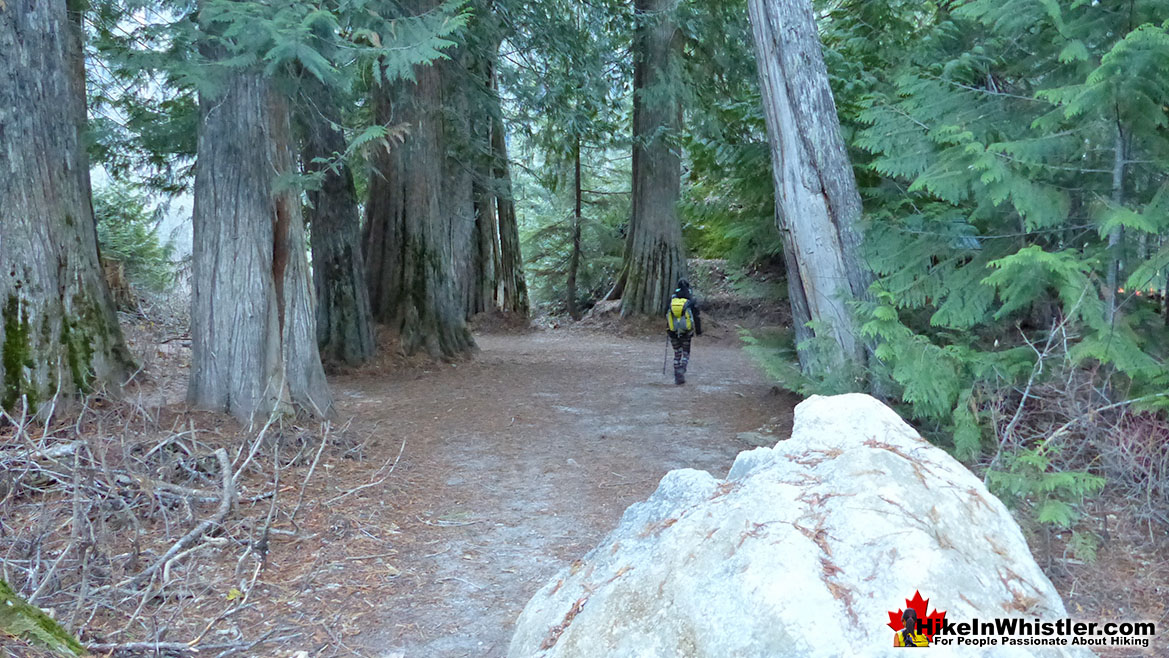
{"left": 618, "top": 0, "right": 685, "bottom": 317}
{"left": 748, "top": 0, "right": 872, "bottom": 378}
{"left": 467, "top": 36, "right": 506, "bottom": 317}
{"left": 1105, "top": 124, "right": 1126, "bottom": 324}
{"left": 0, "top": 0, "right": 132, "bottom": 414}
{"left": 568, "top": 137, "right": 583, "bottom": 320}
{"left": 470, "top": 110, "right": 501, "bottom": 316}
{"left": 301, "top": 88, "right": 376, "bottom": 367}
{"left": 440, "top": 52, "right": 479, "bottom": 320}
{"left": 189, "top": 72, "right": 332, "bottom": 421}
{"left": 492, "top": 99, "right": 530, "bottom": 316}
{"left": 364, "top": 11, "right": 475, "bottom": 357}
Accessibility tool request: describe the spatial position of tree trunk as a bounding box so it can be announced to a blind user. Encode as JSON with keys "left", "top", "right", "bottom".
{"left": 568, "top": 137, "right": 583, "bottom": 320}
{"left": 1105, "top": 123, "right": 1126, "bottom": 324}
{"left": 748, "top": 0, "right": 873, "bottom": 378}
{"left": 492, "top": 95, "right": 530, "bottom": 316}
{"left": 466, "top": 38, "right": 505, "bottom": 317}
{"left": 0, "top": 0, "right": 132, "bottom": 414}
{"left": 439, "top": 51, "right": 480, "bottom": 320}
{"left": 471, "top": 115, "right": 501, "bottom": 316}
{"left": 301, "top": 88, "right": 376, "bottom": 367}
{"left": 364, "top": 29, "right": 476, "bottom": 358}
{"left": 620, "top": 0, "right": 685, "bottom": 317}
{"left": 189, "top": 72, "right": 332, "bottom": 421}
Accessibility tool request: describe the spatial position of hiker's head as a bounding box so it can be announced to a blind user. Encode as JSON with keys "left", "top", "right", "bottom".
{"left": 902, "top": 608, "right": 919, "bottom": 634}
{"left": 675, "top": 278, "right": 691, "bottom": 298}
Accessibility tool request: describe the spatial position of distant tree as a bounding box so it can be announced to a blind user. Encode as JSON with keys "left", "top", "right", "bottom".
{"left": 365, "top": 0, "right": 476, "bottom": 358}
{"left": 747, "top": 0, "right": 871, "bottom": 380}
{"left": 441, "top": 5, "right": 529, "bottom": 320}
{"left": 613, "top": 0, "right": 686, "bottom": 317}
{"left": 0, "top": 0, "right": 132, "bottom": 414}
{"left": 298, "top": 81, "right": 376, "bottom": 367}
{"left": 93, "top": 183, "right": 176, "bottom": 294}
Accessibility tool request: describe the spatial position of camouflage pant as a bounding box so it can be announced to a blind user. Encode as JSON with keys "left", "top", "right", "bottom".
{"left": 669, "top": 332, "right": 692, "bottom": 373}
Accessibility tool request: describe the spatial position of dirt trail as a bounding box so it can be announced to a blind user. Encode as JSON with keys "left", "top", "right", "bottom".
{"left": 324, "top": 330, "right": 795, "bottom": 657}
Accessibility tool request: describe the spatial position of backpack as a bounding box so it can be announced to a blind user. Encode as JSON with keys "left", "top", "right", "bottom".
{"left": 667, "top": 297, "right": 694, "bottom": 335}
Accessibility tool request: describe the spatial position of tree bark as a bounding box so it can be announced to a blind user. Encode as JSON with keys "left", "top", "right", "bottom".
{"left": 440, "top": 51, "right": 480, "bottom": 320}
{"left": 364, "top": 17, "right": 476, "bottom": 358}
{"left": 491, "top": 92, "right": 530, "bottom": 316}
{"left": 0, "top": 0, "right": 132, "bottom": 414}
{"left": 189, "top": 72, "right": 332, "bottom": 421}
{"left": 1105, "top": 123, "right": 1126, "bottom": 324}
{"left": 568, "top": 137, "right": 583, "bottom": 320}
{"left": 470, "top": 114, "right": 501, "bottom": 316}
{"left": 619, "top": 0, "right": 686, "bottom": 317}
{"left": 300, "top": 88, "right": 376, "bottom": 367}
{"left": 748, "top": 0, "right": 873, "bottom": 377}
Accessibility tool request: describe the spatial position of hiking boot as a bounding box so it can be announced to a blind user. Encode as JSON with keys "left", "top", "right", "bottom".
{"left": 674, "top": 368, "right": 685, "bottom": 385}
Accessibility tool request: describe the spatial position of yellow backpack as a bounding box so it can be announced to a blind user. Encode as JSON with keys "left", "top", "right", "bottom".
{"left": 667, "top": 297, "right": 693, "bottom": 334}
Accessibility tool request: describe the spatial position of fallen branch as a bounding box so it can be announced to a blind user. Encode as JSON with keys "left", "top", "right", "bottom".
{"left": 325, "top": 435, "right": 405, "bottom": 505}
{"left": 87, "top": 639, "right": 248, "bottom": 655}
{"left": 121, "top": 449, "right": 234, "bottom": 589}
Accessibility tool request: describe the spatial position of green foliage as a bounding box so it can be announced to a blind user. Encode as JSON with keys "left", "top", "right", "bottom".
{"left": 85, "top": 0, "right": 468, "bottom": 196}
{"left": 987, "top": 445, "right": 1105, "bottom": 531}
{"left": 502, "top": 0, "right": 633, "bottom": 313}
{"left": 516, "top": 146, "right": 628, "bottom": 313}
{"left": 680, "top": 0, "right": 778, "bottom": 267}
{"left": 807, "top": 0, "right": 1169, "bottom": 464}
{"left": 93, "top": 183, "right": 176, "bottom": 293}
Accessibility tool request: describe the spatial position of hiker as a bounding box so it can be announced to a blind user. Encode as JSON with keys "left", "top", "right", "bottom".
{"left": 666, "top": 278, "right": 702, "bottom": 385}
{"left": 894, "top": 608, "right": 929, "bottom": 647}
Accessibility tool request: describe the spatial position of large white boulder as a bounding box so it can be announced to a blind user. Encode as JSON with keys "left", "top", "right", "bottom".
{"left": 509, "top": 394, "right": 1091, "bottom": 657}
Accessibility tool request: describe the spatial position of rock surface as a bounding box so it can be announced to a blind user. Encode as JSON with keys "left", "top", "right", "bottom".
{"left": 508, "top": 394, "right": 1091, "bottom": 657}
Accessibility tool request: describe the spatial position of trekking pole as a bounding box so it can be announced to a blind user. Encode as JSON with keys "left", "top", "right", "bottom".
{"left": 662, "top": 337, "right": 669, "bottom": 375}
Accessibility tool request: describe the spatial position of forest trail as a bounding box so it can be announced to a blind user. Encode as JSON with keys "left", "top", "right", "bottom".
{"left": 317, "top": 330, "right": 795, "bottom": 657}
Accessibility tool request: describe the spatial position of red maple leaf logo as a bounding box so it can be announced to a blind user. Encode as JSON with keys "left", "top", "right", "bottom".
{"left": 887, "top": 590, "right": 947, "bottom": 641}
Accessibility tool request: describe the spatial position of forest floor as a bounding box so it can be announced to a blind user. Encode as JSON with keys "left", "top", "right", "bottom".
{"left": 308, "top": 327, "right": 794, "bottom": 657}
{"left": 3, "top": 299, "right": 1166, "bottom": 656}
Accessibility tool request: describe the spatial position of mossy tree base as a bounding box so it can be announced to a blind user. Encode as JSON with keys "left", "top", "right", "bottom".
{"left": 0, "top": 579, "right": 86, "bottom": 657}
{"left": 364, "top": 4, "right": 476, "bottom": 360}
{"left": 0, "top": 0, "right": 132, "bottom": 416}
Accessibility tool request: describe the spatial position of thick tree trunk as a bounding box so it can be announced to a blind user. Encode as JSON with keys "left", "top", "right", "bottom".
{"left": 0, "top": 0, "right": 132, "bottom": 414}
{"left": 492, "top": 101, "right": 530, "bottom": 316}
{"left": 748, "top": 0, "right": 872, "bottom": 377}
{"left": 440, "top": 52, "right": 480, "bottom": 320}
{"left": 364, "top": 34, "right": 475, "bottom": 358}
{"left": 301, "top": 89, "right": 376, "bottom": 367}
{"left": 189, "top": 73, "right": 332, "bottom": 421}
{"left": 568, "top": 138, "right": 583, "bottom": 320}
{"left": 619, "top": 0, "right": 686, "bottom": 317}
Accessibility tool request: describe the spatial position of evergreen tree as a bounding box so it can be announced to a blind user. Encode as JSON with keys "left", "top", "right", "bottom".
{"left": 816, "top": 0, "right": 1169, "bottom": 456}
{"left": 364, "top": 0, "right": 476, "bottom": 358}
{"left": 298, "top": 79, "right": 376, "bottom": 367}
{"left": 0, "top": 0, "right": 133, "bottom": 415}
{"left": 614, "top": 0, "right": 687, "bottom": 317}
{"left": 748, "top": 0, "right": 872, "bottom": 380}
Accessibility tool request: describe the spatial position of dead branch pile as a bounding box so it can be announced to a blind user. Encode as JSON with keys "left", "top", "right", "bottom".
{"left": 0, "top": 395, "right": 367, "bottom": 657}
